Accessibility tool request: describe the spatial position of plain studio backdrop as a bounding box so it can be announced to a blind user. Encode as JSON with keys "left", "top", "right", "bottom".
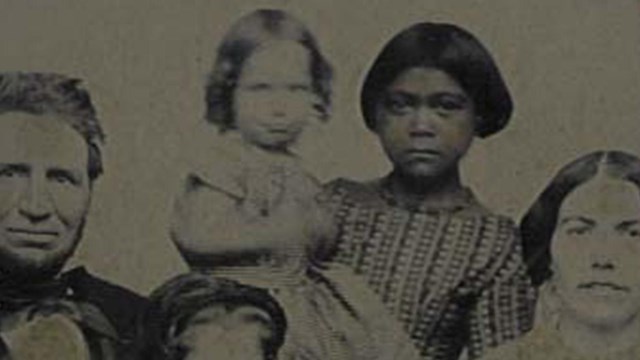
{"left": 1, "top": 0, "right": 639, "bottom": 293}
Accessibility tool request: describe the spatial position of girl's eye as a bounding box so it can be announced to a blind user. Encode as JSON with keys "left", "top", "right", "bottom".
{"left": 245, "top": 83, "right": 270, "bottom": 91}
{"left": 430, "top": 94, "right": 467, "bottom": 112}
{"left": 0, "top": 168, "right": 18, "bottom": 178}
{"left": 384, "top": 94, "right": 414, "bottom": 115}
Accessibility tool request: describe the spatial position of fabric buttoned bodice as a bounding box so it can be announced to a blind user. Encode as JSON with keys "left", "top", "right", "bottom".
{"left": 321, "top": 178, "right": 536, "bottom": 360}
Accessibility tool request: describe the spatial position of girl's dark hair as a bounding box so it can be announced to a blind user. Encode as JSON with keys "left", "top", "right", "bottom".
{"left": 205, "top": 9, "right": 333, "bottom": 131}
{"left": 143, "top": 273, "right": 287, "bottom": 360}
{"left": 520, "top": 150, "right": 640, "bottom": 286}
{"left": 361, "top": 22, "right": 512, "bottom": 138}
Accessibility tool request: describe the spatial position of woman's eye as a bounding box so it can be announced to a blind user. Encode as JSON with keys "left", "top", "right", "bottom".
{"left": 565, "top": 227, "right": 590, "bottom": 236}
{"left": 627, "top": 229, "right": 640, "bottom": 237}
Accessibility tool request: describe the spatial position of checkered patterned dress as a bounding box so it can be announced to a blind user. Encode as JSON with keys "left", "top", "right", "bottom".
{"left": 320, "top": 178, "right": 536, "bottom": 360}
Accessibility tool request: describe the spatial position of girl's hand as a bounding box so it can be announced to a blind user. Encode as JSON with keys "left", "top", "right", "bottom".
{"left": 269, "top": 179, "right": 338, "bottom": 261}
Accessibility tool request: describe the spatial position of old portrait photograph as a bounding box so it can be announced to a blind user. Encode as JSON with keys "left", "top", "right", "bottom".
{"left": 0, "top": 0, "right": 639, "bottom": 359}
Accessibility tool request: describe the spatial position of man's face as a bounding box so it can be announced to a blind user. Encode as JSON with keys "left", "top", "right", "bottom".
{"left": 0, "top": 112, "right": 91, "bottom": 277}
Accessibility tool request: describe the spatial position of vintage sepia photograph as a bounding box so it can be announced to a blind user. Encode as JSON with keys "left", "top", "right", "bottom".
{"left": 0, "top": 0, "right": 639, "bottom": 359}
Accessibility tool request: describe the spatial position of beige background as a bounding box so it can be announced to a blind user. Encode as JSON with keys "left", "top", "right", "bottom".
{"left": 1, "top": 0, "right": 639, "bottom": 293}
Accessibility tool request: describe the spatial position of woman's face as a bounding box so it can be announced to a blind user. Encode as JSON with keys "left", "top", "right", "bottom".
{"left": 374, "top": 67, "right": 475, "bottom": 179}
{"left": 551, "top": 175, "right": 640, "bottom": 328}
{"left": 233, "top": 40, "right": 318, "bottom": 151}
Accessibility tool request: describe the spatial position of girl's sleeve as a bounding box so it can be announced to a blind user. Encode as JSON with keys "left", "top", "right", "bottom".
{"left": 178, "top": 125, "right": 246, "bottom": 201}
{"left": 185, "top": 146, "right": 245, "bottom": 201}
{"left": 170, "top": 141, "right": 249, "bottom": 263}
{"left": 466, "top": 224, "right": 537, "bottom": 359}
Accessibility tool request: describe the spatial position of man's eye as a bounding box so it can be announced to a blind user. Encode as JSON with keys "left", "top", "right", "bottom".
{"left": 48, "top": 171, "right": 79, "bottom": 186}
{"left": 0, "top": 169, "right": 17, "bottom": 178}
{"left": 288, "top": 84, "right": 311, "bottom": 92}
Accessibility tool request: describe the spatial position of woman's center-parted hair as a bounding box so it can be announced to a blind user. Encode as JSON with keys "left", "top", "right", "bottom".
{"left": 361, "top": 22, "right": 513, "bottom": 138}
{"left": 520, "top": 150, "right": 640, "bottom": 287}
{"left": 0, "top": 72, "right": 105, "bottom": 181}
{"left": 205, "top": 9, "right": 333, "bottom": 131}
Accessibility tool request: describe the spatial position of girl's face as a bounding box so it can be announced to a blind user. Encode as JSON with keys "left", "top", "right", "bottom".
{"left": 551, "top": 175, "right": 640, "bottom": 329}
{"left": 233, "top": 40, "right": 318, "bottom": 151}
{"left": 374, "top": 67, "right": 475, "bottom": 179}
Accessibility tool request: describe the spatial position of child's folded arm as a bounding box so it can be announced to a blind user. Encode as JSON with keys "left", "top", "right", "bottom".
{"left": 170, "top": 173, "right": 309, "bottom": 264}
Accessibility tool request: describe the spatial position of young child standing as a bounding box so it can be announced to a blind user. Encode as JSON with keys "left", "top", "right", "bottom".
{"left": 170, "top": 9, "right": 419, "bottom": 360}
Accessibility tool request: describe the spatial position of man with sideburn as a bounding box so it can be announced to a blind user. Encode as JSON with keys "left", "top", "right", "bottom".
{"left": 0, "top": 72, "right": 147, "bottom": 359}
